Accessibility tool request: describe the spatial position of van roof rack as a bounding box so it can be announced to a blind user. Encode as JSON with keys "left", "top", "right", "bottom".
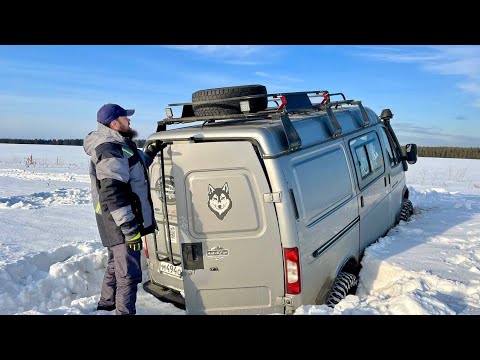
{"left": 157, "top": 90, "right": 371, "bottom": 152}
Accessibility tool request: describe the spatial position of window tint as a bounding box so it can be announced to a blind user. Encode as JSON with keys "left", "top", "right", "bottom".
{"left": 390, "top": 134, "right": 402, "bottom": 164}
{"left": 379, "top": 127, "right": 396, "bottom": 166}
{"left": 355, "top": 146, "right": 370, "bottom": 177}
{"left": 366, "top": 141, "right": 383, "bottom": 171}
{"left": 380, "top": 127, "right": 400, "bottom": 167}
{"left": 349, "top": 131, "right": 385, "bottom": 188}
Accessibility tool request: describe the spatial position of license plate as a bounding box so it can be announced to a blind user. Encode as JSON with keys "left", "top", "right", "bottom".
{"left": 158, "top": 261, "right": 182, "bottom": 279}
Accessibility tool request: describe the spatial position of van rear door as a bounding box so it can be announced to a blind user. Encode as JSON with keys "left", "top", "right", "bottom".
{"left": 171, "top": 141, "right": 285, "bottom": 314}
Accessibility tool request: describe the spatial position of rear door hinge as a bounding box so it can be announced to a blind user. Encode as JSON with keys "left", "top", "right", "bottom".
{"left": 276, "top": 296, "right": 293, "bottom": 306}
{"left": 276, "top": 296, "right": 295, "bottom": 314}
{"left": 263, "top": 191, "right": 282, "bottom": 203}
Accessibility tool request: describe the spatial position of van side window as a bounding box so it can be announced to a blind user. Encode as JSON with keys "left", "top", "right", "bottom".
{"left": 366, "top": 141, "right": 383, "bottom": 172}
{"left": 355, "top": 146, "right": 370, "bottom": 177}
{"left": 389, "top": 131, "right": 403, "bottom": 164}
{"left": 349, "top": 131, "right": 385, "bottom": 188}
{"left": 379, "top": 127, "right": 400, "bottom": 167}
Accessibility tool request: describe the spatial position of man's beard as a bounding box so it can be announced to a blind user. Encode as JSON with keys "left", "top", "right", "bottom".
{"left": 120, "top": 128, "right": 138, "bottom": 140}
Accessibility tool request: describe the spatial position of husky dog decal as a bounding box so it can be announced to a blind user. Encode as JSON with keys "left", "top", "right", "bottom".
{"left": 208, "top": 182, "right": 233, "bottom": 220}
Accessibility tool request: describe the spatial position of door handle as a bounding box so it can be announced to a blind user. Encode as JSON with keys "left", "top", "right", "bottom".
{"left": 181, "top": 243, "right": 204, "bottom": 270}
{"left": 384, "top": 177, "right": 387, "bottom": 187}
{"left": 360, "top": 196, "right": 364, "bottom": 207}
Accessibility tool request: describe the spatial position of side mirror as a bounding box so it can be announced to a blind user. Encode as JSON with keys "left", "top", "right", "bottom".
{"left": 405, "top": 143, "right": 417, "bottom": 164}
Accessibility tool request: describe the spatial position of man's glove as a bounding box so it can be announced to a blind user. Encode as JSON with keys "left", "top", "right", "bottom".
{"left": 145, "top": 141, "right": 167, "bottom": 159}
{"left": 126, "top": 232, "right": 143, "bottom": 251}
{"left": 121, "top": 220, "right": 142, "bottom": 251}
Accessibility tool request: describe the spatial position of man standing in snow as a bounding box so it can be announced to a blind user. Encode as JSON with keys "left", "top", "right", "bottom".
{"left": 84, "top": 104, "right": 162, "bottom": 315}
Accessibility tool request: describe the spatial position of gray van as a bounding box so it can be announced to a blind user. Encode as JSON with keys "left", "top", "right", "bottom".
{"left": 142, "top": 85, "right": 417, "bottom": 315}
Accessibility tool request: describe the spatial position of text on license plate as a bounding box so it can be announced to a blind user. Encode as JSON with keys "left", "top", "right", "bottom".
{"left": 158, "top": 261, "right": 182, "bottom": 278}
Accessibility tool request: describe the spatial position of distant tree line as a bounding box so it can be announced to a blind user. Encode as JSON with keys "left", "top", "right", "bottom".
{"left": 414, "top": 146, "right": 480, "bottom": 159}
{"left": 1, "top": 139, "right": 479, "bottom": 159}
{"left": 0, "top": 138, "right": 146, "bottom": 148}
{"left": 0, "top": 138, "right": 84, "bottom": 146}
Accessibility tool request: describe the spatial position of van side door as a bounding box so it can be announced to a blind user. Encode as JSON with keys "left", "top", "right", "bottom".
{"left": 347, "top": 130, "right": 390, "bottom": 254}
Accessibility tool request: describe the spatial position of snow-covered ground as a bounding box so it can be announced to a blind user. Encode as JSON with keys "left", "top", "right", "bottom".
{"left": 0, "top": 143, "right": 479, "bottom": 315}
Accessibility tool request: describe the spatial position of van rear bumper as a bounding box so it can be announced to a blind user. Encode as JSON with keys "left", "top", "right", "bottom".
{"left": 142, "top": 280, "right": 186, "bottom": 310}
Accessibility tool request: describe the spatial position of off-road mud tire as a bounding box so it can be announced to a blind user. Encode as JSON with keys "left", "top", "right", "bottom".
{"left": 192, "top": 84, "right": 268, "bottom": 117}
{"left": 399, "top": 198, "right": 414, "bottom": 222}
{"left": 326, "top": 272, "right": 358, "bottom": 308}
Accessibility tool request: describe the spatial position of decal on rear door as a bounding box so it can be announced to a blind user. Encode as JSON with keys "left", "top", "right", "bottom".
{"left": 206, "top": 245, "right": 230, "bottom": 260}
{"left": 156, "top": 175, "right": 176, "bottom": 204}
{"left": 208, "top": 182, "right": 233, "bottom": 220}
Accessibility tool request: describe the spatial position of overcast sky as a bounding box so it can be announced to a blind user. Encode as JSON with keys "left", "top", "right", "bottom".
{"left": 1, "top": 45, "right": 479, "bottom": 146}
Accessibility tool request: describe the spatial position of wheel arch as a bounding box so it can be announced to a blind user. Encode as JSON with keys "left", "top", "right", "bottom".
{"left": 314, "top": 255, "right": 360, "bottom": 305}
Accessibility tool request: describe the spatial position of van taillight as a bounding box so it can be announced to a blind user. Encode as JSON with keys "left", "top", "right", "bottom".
{"left": 284, "top": 247, "right": 301, "bottom": 294}
{"left": 143, "top": 236, "right": 149, "bottom": 259}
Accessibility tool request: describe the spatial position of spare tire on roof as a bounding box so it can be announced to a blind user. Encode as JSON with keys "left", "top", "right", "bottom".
{"left": 191, "top": 84, "right": 268, "bottom": 117}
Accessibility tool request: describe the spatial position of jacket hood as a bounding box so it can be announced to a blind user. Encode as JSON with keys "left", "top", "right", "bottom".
{"left": 84, "top": 123, "right": 125, "bottom": 156}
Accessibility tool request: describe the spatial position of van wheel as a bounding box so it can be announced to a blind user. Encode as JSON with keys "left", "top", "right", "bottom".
{"left": 399, "top": 198, "right": 414, "bottom": 222}
{"left": 192, "top": 85, "right": 268, "bottom": 117}
{"left": 326, "top": 272, "right": 358, "bottom": 308}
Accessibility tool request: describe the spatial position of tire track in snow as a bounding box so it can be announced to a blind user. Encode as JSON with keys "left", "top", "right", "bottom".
{"left": 0, "top": 169, "right": 90, "bottom": 183}
{"left": 0, "top": 187, "right": 91, "bottom": 209}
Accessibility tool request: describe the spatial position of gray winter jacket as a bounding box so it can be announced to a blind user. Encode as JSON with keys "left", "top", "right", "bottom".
{"left": 84, "top": 123, "right": 156, "bottom": 248}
